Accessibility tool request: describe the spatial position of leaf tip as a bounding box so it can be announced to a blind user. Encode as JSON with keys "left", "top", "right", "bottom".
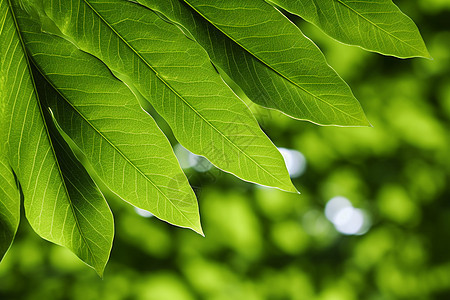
{"left": 403, "top": 48, "right": 432, "bottom": 60}
{"left": 192, "top": 225, "right": 205, "bottom": 237}
{"left": 423, "top": 50, "right": 433, "bottom": 60}
{"left": 186, "top": 214, "right": 204, "bottom": 236}
{"left": 96, "top": 270, "right": 105, "bottom": 279}
{"left": 281, "top": 181, "right": 300, "bottom": 194}
{"left": 363, "top": 116, "right": 373, "bottom": 128}
{"left": 351, "top": 112, "right": 372, "bottom": 128}
{"left": 410, "top": 45, "right": 432, "bottom": 60}
{"left": 93, "top": 263, "right": 107, "bottom": 278}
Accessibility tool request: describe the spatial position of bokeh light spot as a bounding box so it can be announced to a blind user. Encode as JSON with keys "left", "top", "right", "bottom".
{"left": 278, "top": 147, "right": 307, "bottom": 178}
{"left": 134, "top": 207, "right": 154, "bottom": 218}
{"left": 325, "top": 196, "right": 371, "bottom": 235}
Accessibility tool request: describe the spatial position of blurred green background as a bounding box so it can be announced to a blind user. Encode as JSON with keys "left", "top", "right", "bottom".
{"left": 1, "top": 1, "right": 449, "bottom": 299}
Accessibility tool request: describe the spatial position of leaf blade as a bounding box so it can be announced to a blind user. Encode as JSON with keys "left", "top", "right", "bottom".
{"left": 0, "top": 156, "right": 20, "bottom": 261}
{"left": 31, "top": 0, "right": 296, "bottom": 192}
{"left": 17, "top": 10, "right": 204, "bottom": 233}
{"left": 0, "top": 3, "right": 21, "bottom": 258}
{"left": 268, "top": 0, "right": 430, "bottom": 58}
{"left": 144, "top": 0, "right": 368, "bottom": 126}
{"left": 38, "top": 100, "right": 115, "bottom": 276}
{"left": 2, "top": 0, "right": 114, "bottom": 274}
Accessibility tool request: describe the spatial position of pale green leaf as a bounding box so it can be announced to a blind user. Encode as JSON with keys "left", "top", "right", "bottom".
{"left": 268, "top": 0, "right": 431, "bottom": 58}
{"left": 27, "top": 0, "right": 296, "bottom": 192}
{"left": 2, "top": 0, "right": 114, "bottom": 275}
{"left": 17, "top": 10, "right": 204, "bottom": 234}
{"left": 172, "top": 0, "right": 369, "bottom": 126}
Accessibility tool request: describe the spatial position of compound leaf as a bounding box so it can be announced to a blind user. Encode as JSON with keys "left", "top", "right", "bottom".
{"left": 26, "top": 0, "right": 296, "bottom": 192}
{"left": 16, "top": 9, "right": 204, "bottom": 234}
{"left": 173, "top": 0, "right": 369, "bottom": 126}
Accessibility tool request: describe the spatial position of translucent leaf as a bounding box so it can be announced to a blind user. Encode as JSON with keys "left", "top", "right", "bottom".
{"left": 26, "top": 0, "right": 296, "bottom": 192}
{"left": 16, "top": 9, "right": 204, "bottom": 234}
{"left": 0, "top": 155, "right": 20, "bottom": 261}
{"left": 268, "top": 0, "right": 431, "bottom": 58}
{"left": 142, "top": 0, "right": 369, "bottom": 126}
{"left": 2, "top": 0, "right": 114, "bottom": 275}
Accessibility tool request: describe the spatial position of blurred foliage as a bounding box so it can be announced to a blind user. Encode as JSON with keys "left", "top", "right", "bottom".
{"left": 1, "top": 1, "right": 449, "bottom": 299}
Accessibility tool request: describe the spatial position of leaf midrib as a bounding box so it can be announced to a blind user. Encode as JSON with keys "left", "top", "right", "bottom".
{"left": 181, "top": 0, "right": 364, "bottom": 123}
{"left": 82, "top": 0, "right": 290, "bottom": 190}
{"left": 7, "top": 0, "right": 99, "bottom": 270}
{"left": 34, "top": 63, "right": 198, "bottom": 231}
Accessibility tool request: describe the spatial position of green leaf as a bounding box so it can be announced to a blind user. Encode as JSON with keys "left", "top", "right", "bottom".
{"left": 143, "top": 0, "right": 368, "bottom": 126}
{"left": 2, "top": 0, "right": 113, "bottom": 275}
{"left": 0, "top": 6, "right": 20, "bottom": 255}
{"left": 268, "top": 0, "right": 431, "bottom": 59}
{"left": 0, "top": 155, "right": 20, "bottom": 261}
{"left": 27, "top": 0, "right": 296, "bottom": 192}
{"left": 17, "top": 9, "right": 204, "bottom": 234}
{"left": 37, "top": 94, "right": 115, "bottom": 276}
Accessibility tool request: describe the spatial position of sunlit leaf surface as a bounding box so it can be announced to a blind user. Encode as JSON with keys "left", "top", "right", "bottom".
{"left": 269, "top": 0, "right": 430, "bottom": 58}
{"left": 17, "top": 12, "right": 203, "bottom": 234}
{"left": 27, "top": 0, "right": 296, "bottom": 192}
{"left": 0, "top": 155, "right": 20, "bottom": 261}
{"left": 0, "top": 0, "right": 431, "bottom": 275}
{"left": 1, "top": 0, "right": 114, "bottom": 274}
{"left": 149, "top": 0, "right": 369, "bottom": 126}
